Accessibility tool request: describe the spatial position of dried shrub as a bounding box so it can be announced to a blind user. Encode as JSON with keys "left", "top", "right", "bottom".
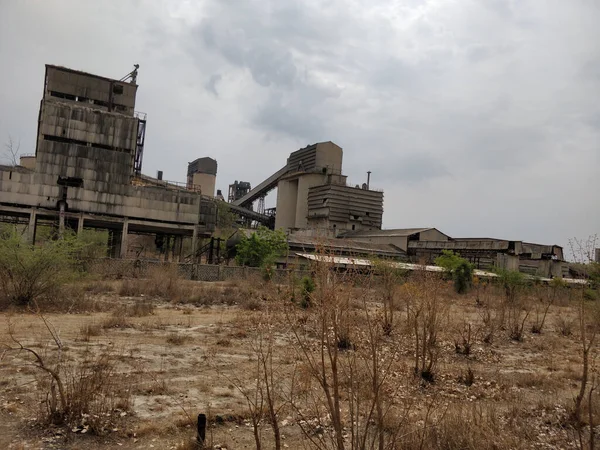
{"left": 80, "top": 322, "right": 101, "bottom": 341}
{"left": 458, "top": 367, "right": 475, "bottom": 386}
{"left": 117, "top": 265, "right": 189, "bottom": 301}
{"left": 454, "top": 322, "right": 473, "bottom": 355}
{"left": 6, "top": 318, "right": 133, "bottom": 434}
{"left": 166, "top": 332, "right": 187, "bottom": 345}
{"left": 556, "top": 316, "right": 574, "bottom": 336}
{"left": 403, "top": 271, "right": 448, "bottom": 382}
{"left": 112, "top": 300, "right": 155, "bottom": 317}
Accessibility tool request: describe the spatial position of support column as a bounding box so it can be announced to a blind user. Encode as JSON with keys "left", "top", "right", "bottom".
{"left": 28, "top": 210, "right": 37, "bottom": 245}
{"left": 120, "top": 219, "right": 129, "bottom": 259}
{"left": 191, "top": 226, "right": 198, "bottom": 263}
{"left": 58, "top": 201, "right": 66, "bottom": 238}
{"left": 77, "top": 214, "right": 84, "bottom": 236}
{"left": 174, "top": 236, "right": 183, "bottom": 263}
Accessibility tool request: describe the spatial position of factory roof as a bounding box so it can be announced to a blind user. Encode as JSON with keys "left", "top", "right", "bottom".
{"left": 295, "top": 254, "right": 585, "bottom": 284}
{"left": 288, "top": 234, "right": 405, "bottom": 258}
{"left": 342, "top": 227, "right": 450, "bottom": 238}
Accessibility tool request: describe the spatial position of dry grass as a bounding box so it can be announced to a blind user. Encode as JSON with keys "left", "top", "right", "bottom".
{"left": 79, "top": 322, "right": 102, "bottom": 341}
{"left": 0, "top": 273, "right": 592, "bottom": 449}
{"left": 166, "top": 332, "right": 187, "bottom": 345}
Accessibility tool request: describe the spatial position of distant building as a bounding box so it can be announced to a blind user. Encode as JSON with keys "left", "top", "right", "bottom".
{"left": 341, "top": 228, "right": 565, "bottom": 278}
{"left": 275, "top": 142, "right": 383, "bottom": 233}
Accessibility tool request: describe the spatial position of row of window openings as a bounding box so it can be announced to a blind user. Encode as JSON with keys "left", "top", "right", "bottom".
{"left": 43, "top": 134, "right": 132, "bottom": 153}
{"left": 49, "top": 91, "right": 129, "bottom": 112}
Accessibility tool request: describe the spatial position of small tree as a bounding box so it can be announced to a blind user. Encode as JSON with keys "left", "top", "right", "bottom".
{"left": 3, "top": 135, "right": 20, "bottom": 166}
{"left": 435, "top": 250, "right": 474, "bottom": 294}
{"left": 235, "top": 227, "right": 288, "bottom": 269}
{"left": 494, "top": 269, "right": 529, "bottom": 340}
{"left": 372, "top": 259, "right": 404, "bottom": 334}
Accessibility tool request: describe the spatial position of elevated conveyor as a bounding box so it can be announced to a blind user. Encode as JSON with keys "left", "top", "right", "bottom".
{"left": 231, "top": 165, "right": 288, "bottom": 208}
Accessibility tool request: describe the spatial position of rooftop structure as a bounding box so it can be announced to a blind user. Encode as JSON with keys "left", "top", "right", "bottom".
{"left": 187, "top": 157, "right": 217, "bottom": 197}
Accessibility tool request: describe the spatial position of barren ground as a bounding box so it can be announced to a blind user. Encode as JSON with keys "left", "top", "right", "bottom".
{"left": 0, "top": 278, "right": 591, "bottom": 449}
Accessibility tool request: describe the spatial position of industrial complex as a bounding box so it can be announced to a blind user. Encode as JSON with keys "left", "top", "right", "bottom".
{"left": 0, "top": 64, "right": 568, "bottom": 277}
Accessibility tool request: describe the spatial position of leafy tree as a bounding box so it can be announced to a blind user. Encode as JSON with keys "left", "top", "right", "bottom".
{"left": 235, "top": 226, "right": 288, "bottom": 268}
{"left": 0, "top": 228, "right": 85, "bottom": 306}
{"left": 434, "top": 250, "right": 474, "bottom": 294}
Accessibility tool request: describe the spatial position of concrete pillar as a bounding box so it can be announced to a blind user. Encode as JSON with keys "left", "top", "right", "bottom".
{"left": 191, "top": 226, "right": 198, "bottom": 263}
{"left": 108, "top": 229, "right": 122, "bottom": 258}
{"left": 28, "top": 210, "right": 37, "bottom": 244}
{"left": 77, "top": 214, "right": 84, "bottom": 236}
{"left": 58, "top": 201, "right": 66, "bottom": 238}
{"left": 174, "top": 236, "right": 183, "bottom": 263}
{"left": 120, "top": 219, "right": 129, "bottom": 259}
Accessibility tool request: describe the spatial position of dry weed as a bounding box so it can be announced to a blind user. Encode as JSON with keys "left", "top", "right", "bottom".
{"left": 166, "top": 332, "right": 188, "bottom": 345}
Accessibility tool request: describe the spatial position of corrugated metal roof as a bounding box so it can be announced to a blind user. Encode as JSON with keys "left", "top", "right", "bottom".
{"left": 288, "top": 235, "right": 404, "bottom": 256}
{"left": 295, "top": 253, "right": 585, "bottom": 284}
{"left": 341, "top": 227, "right": 440, "bottom": 238}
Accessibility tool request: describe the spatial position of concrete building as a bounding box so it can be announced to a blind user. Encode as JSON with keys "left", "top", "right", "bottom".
{"left": 187, "top": 157, "right": 217, "bottom": 197}
{"left": 0, "top": 64, "right": 215, "bottom": 259}
{"left": 274, "top": 142, "right": 383, "bottom": 233}
{"left": 342, "top": 227, "right": 447, "bottom": 252}
{"left": 342, "top": 228, "right": 565, "bottom": 278}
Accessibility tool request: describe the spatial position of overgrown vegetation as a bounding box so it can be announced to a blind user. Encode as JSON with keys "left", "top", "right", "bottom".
{"left": 235, "top": 226, "right": 288, "bottom": 269}
{"left": 0, "top": 228, "right": 86, "bottom": 307}
{"left": 435, "top": 250, "right": 474, "bottom": 294}
{"left": 2, "top": 232, "right": 599, "bottom": 449}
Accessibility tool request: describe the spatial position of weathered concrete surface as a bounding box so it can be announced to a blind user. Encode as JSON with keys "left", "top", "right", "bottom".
{"left": 0, "top": 64, "right": 215, "bottom": 244}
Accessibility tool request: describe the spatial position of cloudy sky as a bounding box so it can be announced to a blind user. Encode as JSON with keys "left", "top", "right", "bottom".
{"left": 0, "top": 0, "right": 598, "bottom": 249}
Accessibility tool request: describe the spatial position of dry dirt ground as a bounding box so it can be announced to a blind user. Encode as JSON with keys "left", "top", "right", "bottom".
{"left": 0, "top": 279, "right": 593, "bottom": 449}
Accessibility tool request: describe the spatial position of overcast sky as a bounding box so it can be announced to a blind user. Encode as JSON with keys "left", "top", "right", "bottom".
{"left": 0, "top": 0, "right": 598, "bottom": 249}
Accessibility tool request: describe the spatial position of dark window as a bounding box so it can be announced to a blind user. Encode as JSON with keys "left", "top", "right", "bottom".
{"left": 113, "top": 84, "right": 124, "bottom": 95}
{"left": 352, "top": 224, "right": 356, "bottom": 230}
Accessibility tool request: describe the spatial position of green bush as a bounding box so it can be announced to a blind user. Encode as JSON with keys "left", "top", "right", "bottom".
{"left": 435, "top": 250, "right": 474, "bottom": 294}
{"left": 0, "top": 228, "right": 85, "bottom": 307}
{"left": 494, "top": 268, "right": 526, "bottom": 302}
{"left": 584, "top": 288, "right": 599, "bottom": 301}
{"left": 453, "top": 260, "right": 474, "bottom": 294}
{"left": 235, "top": 227, "right": 288, "bottom": 269}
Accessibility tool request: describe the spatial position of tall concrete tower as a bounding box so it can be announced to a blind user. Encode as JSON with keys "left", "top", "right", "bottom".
{"left": 187, "top": 157, "right": 217, "bottom": 197}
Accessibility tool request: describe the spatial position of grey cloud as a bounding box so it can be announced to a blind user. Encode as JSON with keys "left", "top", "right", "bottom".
{"left": 386, "top": 154, "right": 449, "bottom": 184}
{"left": 1, "top": 0, "right": 599, "bottom": 248}
{"left": 205, "top": 74, "right": 222, "bottom": 96}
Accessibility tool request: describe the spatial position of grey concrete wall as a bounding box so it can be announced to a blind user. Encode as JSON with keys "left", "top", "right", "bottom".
{"left": 0, "top": 168, "right": 209, "bottom": 225}
{"left": 35, "top": 141, "right": 134, "bottom": 186}
{"left": 19, "top": 156, "right": 36, "bottom": 170}
{"left": 275, "top": 178, "right": 299, "bottom": 229}
{"left": 192, "top": 173, "right": 216, "bottom": 197}
{"left": 295, "top": 173, "right": 328, "bottom": 229}
{"left": 45, "top": 65, "right": 137, "bottom": 115}
{"left": 286, "top": 142, "right": 343, "bottom": 174}
{"left": 38, "top": 100, "right": 138, "bottom": 152}
{"left": 314, "top": 142, "right": 343, "bottom": 174}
